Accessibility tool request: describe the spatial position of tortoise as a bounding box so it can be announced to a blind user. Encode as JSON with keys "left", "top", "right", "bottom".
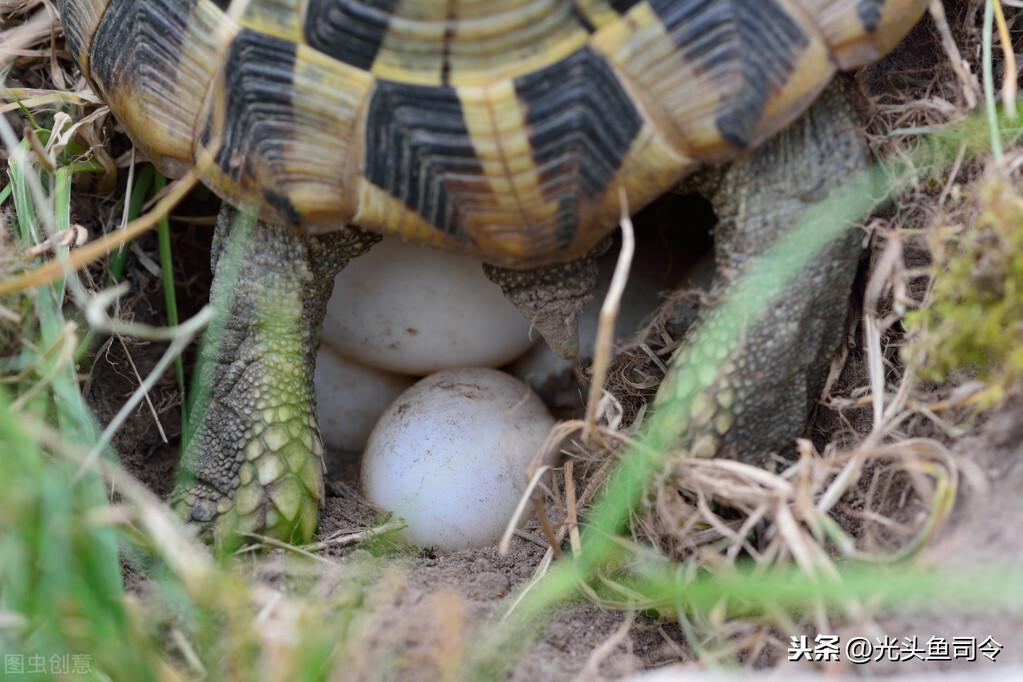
{"left": 58, "top": 0, "right": 929, "bottom": 546}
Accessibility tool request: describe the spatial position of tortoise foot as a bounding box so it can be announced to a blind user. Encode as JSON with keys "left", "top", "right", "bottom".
{"left": 174, "top": 207, "right": 376, "bottom": 548}
{"left": 172, "top": 416, "right": 324, "bottom": 547}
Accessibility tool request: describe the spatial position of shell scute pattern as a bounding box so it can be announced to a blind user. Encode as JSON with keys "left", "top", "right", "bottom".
{"left": 60, "top": 0, "right": 928, "bottom": 266}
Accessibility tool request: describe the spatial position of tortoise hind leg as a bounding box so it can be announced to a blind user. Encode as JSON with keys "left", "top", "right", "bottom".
{"left": 172, "top": 207, "right": 377, "bottom": 548}
{"left": 654, "top": 80, "right": 868, "bottom": 463}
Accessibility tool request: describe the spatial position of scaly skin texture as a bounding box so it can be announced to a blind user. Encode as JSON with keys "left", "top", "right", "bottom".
{"left": 482, "top": 239, "right": 609, "bottom": 360}
{"left": 172, "top": 209, "right": 378, "bottom": 548}
{"left": 653, "top": 80, "right": 867, "bottom": 464}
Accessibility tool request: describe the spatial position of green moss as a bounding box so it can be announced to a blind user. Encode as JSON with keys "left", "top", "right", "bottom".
{"left": 906, "top": 172, "right": 1023, "bottom": 403}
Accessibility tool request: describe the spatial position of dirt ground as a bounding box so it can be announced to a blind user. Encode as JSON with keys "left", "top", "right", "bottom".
{"left": 870, "top": 405, "right": 1023, "bottom": 671}
{"left": 97, "top": 339, "right": 1023, "bottom": 678}
{"left": 101, "top": 354, "right": 1023, "bottom": 681}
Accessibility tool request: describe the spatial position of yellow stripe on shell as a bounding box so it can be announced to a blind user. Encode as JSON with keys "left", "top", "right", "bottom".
{"left": 747, "top": 11, "right": 836, "bottom": 150}
{"left": 573, "top": 0, "right": 635, "bottom": 29}
{"left": 353, "top": 76, "right": 585, "bottom": 268}
{"left": 353, "top": 178, "right": 584, "bottom": 268}
{"left": 592, "top": 0, "right": 835, "bottom": 161}
{"left": 272, "top": 42, "right": 374, "bottom": 225}
{"left": 61, "top": 0, "right": 109, "bottom": 76}
{"left": 354, "top": 179, "right": 469, "bottom": 252}
{"left": 573, "top": 122, "right": 694, "bottom": 257}
{"left": 234, "top": 0, "right": 305, "bottom": 43}
{"left": 105, "top": 0, "right": 238, "bottom": 180}
{"left": 456, "top": 79, "right": 566, "bottom": 259}
{"left": 590, "top": 1, "right": 737, "bottom": 161}
{"left": 368, "top": 0, "right": 590, "bottom": 86}
{"left": 793, "top": 0, "right": 930, "bottom": 69}
{"left": 196, "top": 40, "right": 374, "bottom": 228}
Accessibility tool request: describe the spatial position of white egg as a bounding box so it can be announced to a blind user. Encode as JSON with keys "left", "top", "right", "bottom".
{"left": 314, "top": 346, "right": 415, "bottom": 454}
{"left": 322, "top": 238, "right": 535, "bottom": 375}
{"left": 361, "top": 367, "right": 556, "bottom": 550}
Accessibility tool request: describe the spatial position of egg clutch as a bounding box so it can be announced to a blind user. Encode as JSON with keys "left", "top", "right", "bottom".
{"left": 316, "top": 238, "right": 552, "bottom": 550}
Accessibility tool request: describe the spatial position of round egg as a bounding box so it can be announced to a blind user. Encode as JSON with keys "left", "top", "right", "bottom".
{"left": 314, "top": 346, "right": 415, "bottom": 454}
{"left": 322, "top": 238, "right": 535, "bottom": 375}
{"left": 362, "top": 367, "right": 556, "bottom": 550}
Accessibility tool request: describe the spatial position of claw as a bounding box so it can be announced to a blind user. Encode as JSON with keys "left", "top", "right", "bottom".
{"left": 189, "top": 499, "right": 217, "bottom": 523}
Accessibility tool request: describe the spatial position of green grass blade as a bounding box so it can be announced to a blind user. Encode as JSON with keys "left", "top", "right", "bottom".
{"left": 153, "top": 173, "right": 188, "bottom": 434}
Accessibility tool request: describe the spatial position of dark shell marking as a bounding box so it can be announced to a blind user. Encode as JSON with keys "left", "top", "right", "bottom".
{"left": 60, "top": 0, "right": 928, "bottom": 266}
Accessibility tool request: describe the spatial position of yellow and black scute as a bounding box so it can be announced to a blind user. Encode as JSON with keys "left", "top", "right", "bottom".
{"left": 59, "top": 0, "right": 928, "bottom": 267}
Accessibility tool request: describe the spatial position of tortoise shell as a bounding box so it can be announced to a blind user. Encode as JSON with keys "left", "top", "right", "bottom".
{"left": 59, "top": 0, "right": 927, "bottom": 268}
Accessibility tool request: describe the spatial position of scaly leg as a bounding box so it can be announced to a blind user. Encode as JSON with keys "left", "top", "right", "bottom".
{"left": 654, "top": 80, "right": 867, "bottom": 463}
{"left": 172, "top": 207, "right": 378, "bottom": 547}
